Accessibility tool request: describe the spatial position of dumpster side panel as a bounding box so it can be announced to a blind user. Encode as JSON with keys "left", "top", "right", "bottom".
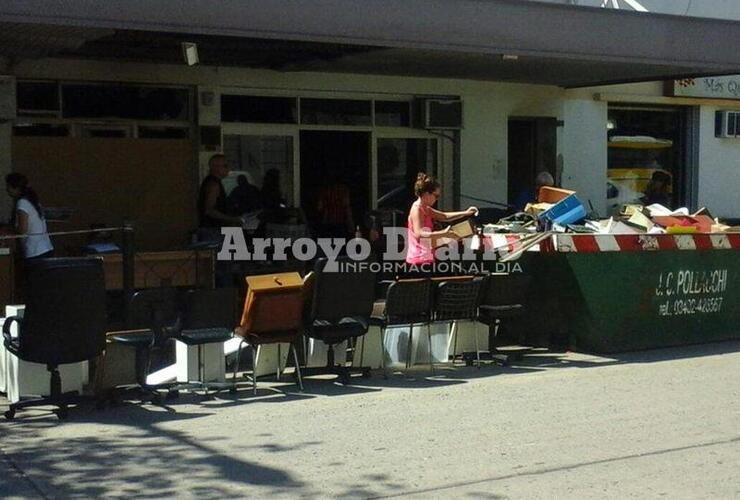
{"left": 564, "top": 251, "right": 740, "bottom": 353}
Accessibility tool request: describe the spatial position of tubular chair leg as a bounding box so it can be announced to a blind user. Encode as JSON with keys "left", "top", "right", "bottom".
{"left": 252, "top": 345, "right": 258, "bottom": 396}
{"left": 233, "top": 340, "right": 244, "bottom": 381}
{"left": 427, "top": 323, "right": 435, "bottom": 375}
{"left": 358, "top": 334, "right": 365, "bottom": 369}
{"left": 291, "top": 343, "right": 304, "bottom": 392}
{"left": 379, "top": 327, "right": 387, "bottom": 379}
{"left": 276, "top": 344, "right": 282, "bottom": 381}
{"left": 474, "top": 321, "right": 481, "bottom": 369}
{"left": 405, "top": 325, "right": 414, "bottom": 371}
{"left": 450, "top": 321, "right": 458, "bottom": 366}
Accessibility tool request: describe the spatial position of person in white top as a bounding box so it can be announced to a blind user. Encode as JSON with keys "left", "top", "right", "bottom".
{"left": 5, "top": 173, "right": 54, "bottom": 259}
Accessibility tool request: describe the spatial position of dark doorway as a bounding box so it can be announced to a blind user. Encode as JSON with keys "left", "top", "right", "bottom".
{"left": 300, "top": 130, "right": 370, "bottom": 234}
{"left": 507, "top": 117, "right": 557, "bottom": 210}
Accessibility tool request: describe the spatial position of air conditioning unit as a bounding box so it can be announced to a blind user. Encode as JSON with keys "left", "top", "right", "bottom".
{"left": 0, "top": 75, "right": 17, "bottom": 121}
{"left": 417, "top": 98, "right": 463, "bottom": 129}
{"left": 715, "top": 110, "right": 740, "bottom": 138}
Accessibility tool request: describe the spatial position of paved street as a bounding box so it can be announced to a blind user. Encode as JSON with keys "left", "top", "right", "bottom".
{"left": 1, "top": 341, "right": 739, "bottom": 499}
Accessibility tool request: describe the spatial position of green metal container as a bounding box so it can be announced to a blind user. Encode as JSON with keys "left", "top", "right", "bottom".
{"left": 512, "top": 245, "right": 740, "bottom": 353}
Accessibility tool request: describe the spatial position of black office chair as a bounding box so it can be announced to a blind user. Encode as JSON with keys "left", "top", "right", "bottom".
{"left": 108, "top": 288, "right": 183, "bottom": 402}
{"left": 371, "top": 278, "right": 434, "bottom": 376}
{"left": 477, "top": 273, "right": 533, "bottom": 365}
{"left": 434, "top": 276, "right": 485, "bottom": 368}
{"left": 303, "top": 257, "right": 377, "bottom": 384}
{"left": 2, "top": 257, "right": 107, "bottom": 420}
{"left": 171, "top": 288, "right": 236, "bottom": 393}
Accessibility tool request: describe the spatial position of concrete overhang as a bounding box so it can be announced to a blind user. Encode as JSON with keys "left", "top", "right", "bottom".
{"left": 2, "top": 0, "right": 740, "bottom": 87}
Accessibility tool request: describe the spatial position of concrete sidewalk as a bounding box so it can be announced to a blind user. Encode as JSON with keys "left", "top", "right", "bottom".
{"left": 1, "top": 341, "right": 739, "bottom": 499}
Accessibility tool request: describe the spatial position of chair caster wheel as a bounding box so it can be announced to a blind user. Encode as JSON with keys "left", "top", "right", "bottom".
{"left": 54, "top": 407, "right": 68, "bottom": 420}
{"left": 166, "top": 390, "right": 179, "bottom": 400}
{"left": 4, "top": 409, "right": 16, "bottom": 420}
{"left": 339, "top": 374, "right": 351, "bottom": 385}
{"left": 229, "top": 387, "right": 237, "bottom": 394}
{"left": 151, "top": 394, "right": 162, "bottom": 405}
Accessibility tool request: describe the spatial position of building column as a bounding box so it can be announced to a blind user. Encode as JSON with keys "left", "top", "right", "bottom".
{"left": 0, "top": 74, "right": 15, "bottom": 220}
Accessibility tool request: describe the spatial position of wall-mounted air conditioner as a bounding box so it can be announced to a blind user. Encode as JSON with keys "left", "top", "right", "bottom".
{"left": 417, "top": 98, "right": 463, "bottom": 129}
{"left": 715, "top": 110, "right": 740, "bottom": 138}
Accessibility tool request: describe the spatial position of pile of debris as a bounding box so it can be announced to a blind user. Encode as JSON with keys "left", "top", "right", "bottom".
{"left": 505, "top": 187, "right": 738, "bottom": 235}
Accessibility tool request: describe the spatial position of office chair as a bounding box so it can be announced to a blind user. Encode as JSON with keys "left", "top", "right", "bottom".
{"left": 370, "top": 278, "right": 434, "bottom": 376}
{"left": 3, "top": 257, "right": 107, "bottom": 420}
{"left": 477, "top": 273, "right": 533, "bottom": 365}
{"left": 304, "top": 257, "right": 377, "bottom": 384}
{"left": 434, "top": 276, "right": 485, "bottom": 368}
{"left": 232, "top": 272, "right": 305, "bottom": 395}
{"left": 171, "top": 288, "right": 236, "bottom": 393}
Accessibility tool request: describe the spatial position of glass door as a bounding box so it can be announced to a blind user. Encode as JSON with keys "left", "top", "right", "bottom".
{"left": 222, "top": 126, "right": 299, "bottom": 208}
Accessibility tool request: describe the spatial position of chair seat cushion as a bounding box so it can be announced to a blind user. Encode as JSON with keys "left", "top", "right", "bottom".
{"left": 234, "top": 327, "right": 300, "bottom": 345}
{"left": 109, "top": 332, "right": 153, "bottom": 346}
{"left": 177, "top": 328, "right": 233, "bottom": 346}
{"left": 3, "top": 337, "right": 20, "bottom": 356}
{"left": 479, "top": 304, "right": 525, "bottom": 321}
{"left": 308, "top": 316, "right": 368, "bottom": 343}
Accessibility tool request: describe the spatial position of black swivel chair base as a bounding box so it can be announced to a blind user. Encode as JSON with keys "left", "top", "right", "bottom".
{"left": 299, "top": 341, "right": 371, "bottom": 385}
{"left": 4, "top": 365, "right": 92, "bottom": 420}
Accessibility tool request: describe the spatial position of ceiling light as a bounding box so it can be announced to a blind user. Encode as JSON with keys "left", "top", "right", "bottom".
{"left": 501, "top": 54, "right": 519, "bottom": 61}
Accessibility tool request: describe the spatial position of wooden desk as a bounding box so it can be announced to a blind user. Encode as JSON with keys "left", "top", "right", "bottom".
{"left": 101, "top": 250, "right": 214, "bottom": 290}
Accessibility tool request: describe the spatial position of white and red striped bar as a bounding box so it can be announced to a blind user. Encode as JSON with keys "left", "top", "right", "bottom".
{"left": 551, "top": 233, "right": 740, "bottom": 252}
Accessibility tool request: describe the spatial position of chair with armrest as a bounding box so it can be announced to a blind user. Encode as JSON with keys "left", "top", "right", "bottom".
{"left": 108, "top": 288, "right": 183, "bottom": 402}
{"left": 477, "top": 273, "right": 533, "bottom": 365}
{"left": 303, "top": 257, "right": 377, "bottom": 384}
{"left": 171, "top": 287, "right": 236, "bottom": 393}
{"left": 434, "top": 276, "right": 485, "bottom": 368}
{"left": 370, "top": 278, "right": 434, "bottom": 376}
{"left": 232, "top": 272, "right": 305, "bottom": 395}
{"left": 2, "top": 257, "right": 107, "bottom": 420}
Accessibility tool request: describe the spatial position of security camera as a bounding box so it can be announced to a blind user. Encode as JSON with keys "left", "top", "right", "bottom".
{"left": 181, "top": 42, "right": 199, "bottom": 66}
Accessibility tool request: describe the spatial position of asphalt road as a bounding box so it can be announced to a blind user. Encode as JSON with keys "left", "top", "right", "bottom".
{"left": 1, "top": 341, "right": 739, "bottom": 499}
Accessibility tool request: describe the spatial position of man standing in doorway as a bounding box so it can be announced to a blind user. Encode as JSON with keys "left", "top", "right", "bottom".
{"left": 197, "top": 154, "right": 243, "bottom": 239}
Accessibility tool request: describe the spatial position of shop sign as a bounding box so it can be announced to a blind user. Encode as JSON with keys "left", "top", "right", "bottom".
{"left": 673, "top": 76, "right": 740, "bottom": 100}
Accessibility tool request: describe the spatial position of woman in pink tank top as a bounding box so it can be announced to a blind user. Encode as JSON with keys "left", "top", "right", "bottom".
{"left": 406, "top": 173, "right": 478, "bottom": 266}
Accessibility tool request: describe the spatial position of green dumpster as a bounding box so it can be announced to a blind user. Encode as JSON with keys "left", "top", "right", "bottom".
{"left": 499, "top": 233, "right": 740, "bottom": 354}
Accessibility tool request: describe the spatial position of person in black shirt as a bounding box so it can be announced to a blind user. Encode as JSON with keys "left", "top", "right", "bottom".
{"left": 197, "top": 154, "right": 243, "bottom": 228}
{"left": 227, "top": 174, "right": 261, "bottom": 215}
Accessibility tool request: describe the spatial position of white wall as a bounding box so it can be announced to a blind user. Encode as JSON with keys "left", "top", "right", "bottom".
{"left": 561, "top": 99, "right": 608, "bottom": 215}
{"left": 697, "top": 107, "right": 740, "bottom": 218}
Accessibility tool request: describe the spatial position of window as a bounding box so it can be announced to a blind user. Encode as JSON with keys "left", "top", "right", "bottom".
{"left": 13, "top": 123, "right": 69, "bottom": 137}
{"left": 81, "top": 125, "right": 132, "bottom": 138}
{"left": 62, "top": 84, "right": 189, "bottom": 121}
{"left": 221, "top": 95, "right": 297, "bottom": 123}
{"left": 300, "top": 98, "right": 371, "bottom": 126}
{"left": 223, "top": 134, "right": 294, "bottom": 206}
{"left": 16, "top": 81, "right": 60, "bottom": 115}
{"left": 138, "top": 126, "right": 190, "bottom": 139}
{"left": 377, "top": 138, "right": 437, "bottom": 214}
{"left": 607, "top": 106, "right": 687, "bottom": 214}
{"left": 375, "top": 101, "right": 411, "bottom": 127}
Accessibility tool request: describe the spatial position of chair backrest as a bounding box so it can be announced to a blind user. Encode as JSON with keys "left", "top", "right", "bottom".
{"left": 480, "top": 273, "right": 532, "bottom": 308}
{"left": 434, "top": 276, "right": 485, "bottom": 322}
{"left": 128, "top": 288, "right": 182, "bottom": 347}
{"left": 384, "top": 278, "right": 433, "bottom": 326}
{"left": 20, "top": 257, "right": 107, "bottom": 365}
{"left": 310, "top": 257, "right": 377, "bottom": 322}
{"left": 182, "top": 287, "right": 238, "bottom": 330}
{"left": 239, "top": 273, "right": 304, "bottom": 336}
